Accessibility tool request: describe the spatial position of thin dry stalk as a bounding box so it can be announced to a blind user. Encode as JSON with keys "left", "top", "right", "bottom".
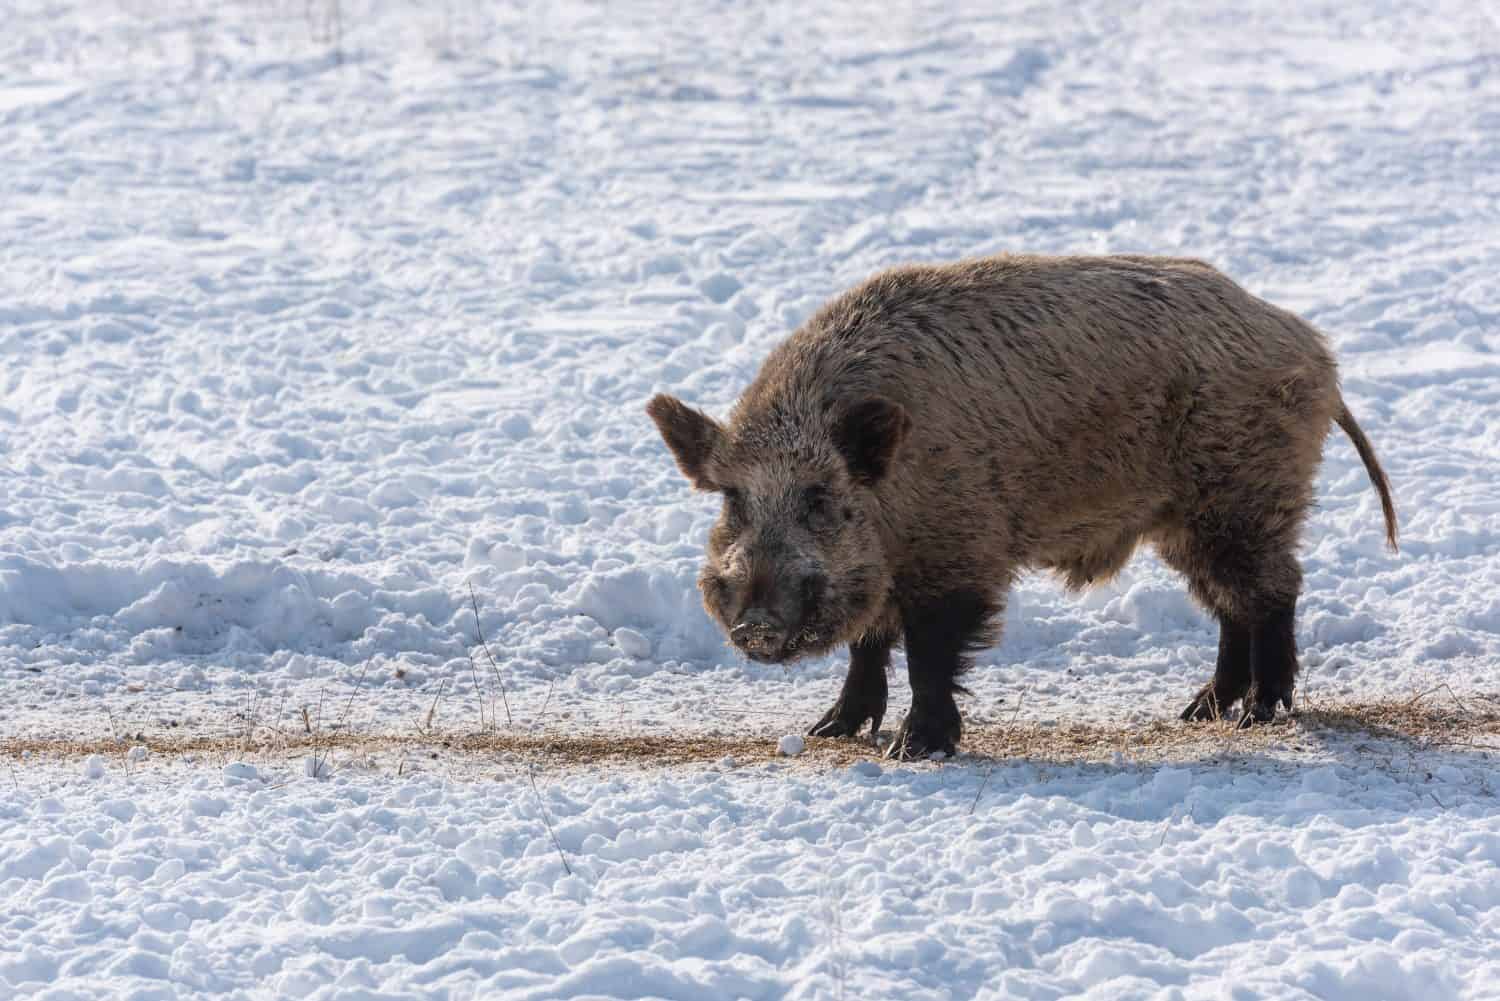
{"left": 305, "top": 688, "right": 330, "bottom": 778}
{"left": 303, "top": 662, "right": 370, "bottom": 779}
{"left": 1405, "top": 684, "right": 1443, "bottom": 709}
{"left": 466, "top": 652, "right": 487, "bottom": 732}
{"left": 971, "top": 691, "right": 1026, "bottom": 814}
{"left": 229, "top": 690, "right": 264, "bottom": 756}
{"left": 421, "top": 679, "right": 449, "bottom": 736}
{"left": 1405, "top": 683, "right": 1469, "bottom": 715}
{"left": 968, "top": 764, "right": 994, "bottom": 815}
{"left": 334, "top": 662, "right": 370, "bottom": 732}
{"left": 526, "top": 764, "right": 572, "bottom": 876}
{"left": 536, "top": 678, "right": 557, "bottom": 729}
{"left": 469, "top": 581, "right": 513, "bottom": 727}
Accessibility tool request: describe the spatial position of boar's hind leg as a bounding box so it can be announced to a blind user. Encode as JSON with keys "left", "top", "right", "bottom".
{"left": 808, "top": 632, "right": 891, "bottom": 741}
{"left": 1163, "top": 515, "right": 1304, "bottom": 727}
{"left": 1220, "top": 544, "right": 1302, "bottom": 728}
{"left": 886, "top": 589, "right": 997, "bottom": 761}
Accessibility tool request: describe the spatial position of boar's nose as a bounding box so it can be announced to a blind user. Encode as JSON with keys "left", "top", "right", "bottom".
{"left": 730, "top": 610, "right": 785, "bottom": 659}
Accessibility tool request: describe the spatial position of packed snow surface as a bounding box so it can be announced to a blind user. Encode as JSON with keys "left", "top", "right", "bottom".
{"left": 3, "top": 0, "right": 1500, "bottom": 998}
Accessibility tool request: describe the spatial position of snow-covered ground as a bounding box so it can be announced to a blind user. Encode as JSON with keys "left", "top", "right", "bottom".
{"left": 3, "top": 0, "right": 1500, "bottom": 997}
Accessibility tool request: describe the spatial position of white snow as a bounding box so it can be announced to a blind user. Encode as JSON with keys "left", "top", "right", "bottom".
{"left": 778, "top": 734, "right": 807, "bottom": 756}
{"left": 4, "top": 0, "right": 1500, "bottom": 998}
{"left": 7, "top": 749, "right": 1500, "bottom": 998}
{"left": 221, "top": 761, "right": 262, "bottom": 786}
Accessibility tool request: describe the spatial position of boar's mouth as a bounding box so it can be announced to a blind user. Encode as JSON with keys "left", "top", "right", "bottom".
{"left": 724, "top": 600, "right": 831, "bottom": 663}
{"left": 715, "top": 572, "right": 881, "bottom": 665}
{"left": 725, "top": 574, "right": 880, "bottom": 665}
{"left": 738, "top": 625, "right": 825, "bottom": 664}
{"left": 734, "top": 606, "right": 843, "bottom": 664}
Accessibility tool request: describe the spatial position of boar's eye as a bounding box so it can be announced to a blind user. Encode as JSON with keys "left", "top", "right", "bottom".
{"left": 799, "top": 485, "right": 833, "bottom": 527}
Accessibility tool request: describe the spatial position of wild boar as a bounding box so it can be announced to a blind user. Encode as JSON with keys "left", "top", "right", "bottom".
{"left": 646, "top": 254, "right": 1397, "bottom": 759}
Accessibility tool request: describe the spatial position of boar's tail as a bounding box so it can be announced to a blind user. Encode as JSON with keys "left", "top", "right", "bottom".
{"left": 1335, "top": 402, "right": 1398, "bottom": 552}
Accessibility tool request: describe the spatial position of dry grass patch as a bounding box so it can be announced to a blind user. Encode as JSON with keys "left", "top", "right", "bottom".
{"left": 1309, "top": 692, "right": 1500, "bottom": 743}
{"left": 7, "top": 691, "right": 1499, "bottom": 772}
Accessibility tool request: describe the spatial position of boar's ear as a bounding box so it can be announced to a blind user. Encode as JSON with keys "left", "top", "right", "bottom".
{"left": 646, "top": 394, "right": 725, "bottom": 490}
{"left": 833, "top": 397, "right": 910, "bottom": 487}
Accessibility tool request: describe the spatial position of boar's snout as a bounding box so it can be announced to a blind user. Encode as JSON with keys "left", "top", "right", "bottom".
{"left": 726, "top": 571, "right": 830, "bottom": 663}
{"left": 729, "top": 609, "right": 785, "bottom": 662}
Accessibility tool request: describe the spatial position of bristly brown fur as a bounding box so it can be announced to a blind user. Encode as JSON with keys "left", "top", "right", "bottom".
{"left": 647, "top": 253, "right": 1399, "bottom": 755}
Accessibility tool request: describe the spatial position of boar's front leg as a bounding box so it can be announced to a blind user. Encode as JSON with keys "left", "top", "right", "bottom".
{"left": 808, "top": 632, "right": 891, "bottom": 741}
{"left": 887, "top": 588, "right": 997, "bottom": 760}
{"left": 1180, "top": 614, "right": 1252, "bottom": 721}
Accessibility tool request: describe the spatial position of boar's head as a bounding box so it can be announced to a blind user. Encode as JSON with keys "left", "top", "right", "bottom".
{"left": 647, "top": 393, "right": 907, "bottom": 663}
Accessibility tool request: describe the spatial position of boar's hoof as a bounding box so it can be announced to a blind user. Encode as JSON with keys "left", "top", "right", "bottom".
{"left": 1179, "top": 685, "right": 1230, "bottom": 722}
{"left": 808, "top": 699, "right": 884, "bottom": 741}
{"left": 1236, "top": 688, "right": 1293, "bottom": 729}
{"left": 1236, "top": 702, "right": 1276, "bottom": 729}
{"left": 884, "top": 711, "right": 959, "bottom": 761}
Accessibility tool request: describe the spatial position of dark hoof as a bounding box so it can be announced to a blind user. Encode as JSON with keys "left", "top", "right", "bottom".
{"left": 808, "top": 700, "right": 883, "bottom": 741}
{"left": 884, "top": 710, "right": 960, "bottom": 761}
{"left": 1181, "top": 681, "right": 1255, "bottom": 723}
{"left": 1235, "top": 685, "right": 1293, "bottom": 729}
{"left": 1180, "top": 685, "right": 1227, "bottom": 722}
{"left": 1236, "top": 700, "right": 1279, "bottom": 729}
